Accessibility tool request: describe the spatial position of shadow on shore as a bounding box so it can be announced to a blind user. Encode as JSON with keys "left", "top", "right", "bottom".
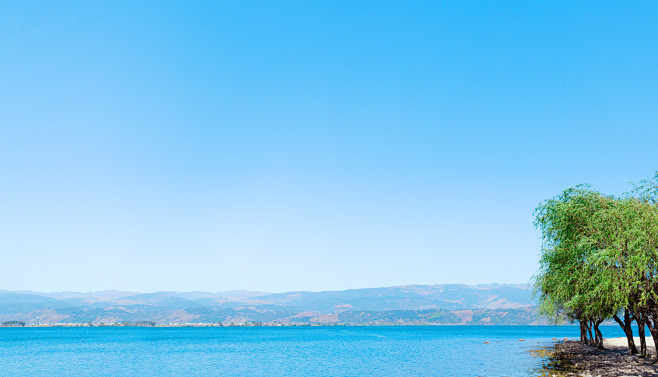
{"left": 532, "top": 340, "right": 658, "bottom": 377}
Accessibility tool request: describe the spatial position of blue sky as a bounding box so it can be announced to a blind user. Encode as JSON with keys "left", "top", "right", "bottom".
{"left": 1, "top": 1, "right": 657, "bottom": 292}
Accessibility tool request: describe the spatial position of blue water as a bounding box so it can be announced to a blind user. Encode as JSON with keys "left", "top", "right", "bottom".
{"left": 0, "top": 325, "right": 625, "bottom": 376}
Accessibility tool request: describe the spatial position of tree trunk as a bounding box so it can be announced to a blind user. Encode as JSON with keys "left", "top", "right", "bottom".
{"left": 586, "top": 320, "right": 594, "bottom": 345}
{"left": 648, "top": 321, "right": 658, "bottom": 361}
{"left": 579, "top": 320, "right": 588, "bottom": 344}
{"left": 638, "top": 315, "right": 648, "bottom": 357}
{"left": 645, "top": 310, "right": 658, "bottom": 360}
{"left": 613, "top": 311, "right": 638, "bottom": 354}
{"left": 594, "top": 318, "right": 604, "bottom": 349}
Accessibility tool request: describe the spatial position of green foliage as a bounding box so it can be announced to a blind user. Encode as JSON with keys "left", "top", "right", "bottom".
{"left": 533, "top": 185, "right": 613, "bottom": 322}
{"left": 1, "top": 320, "right": 26, "bottom": 327}
{"left": 533, "top": 173, "right": 658, "bottom": 347}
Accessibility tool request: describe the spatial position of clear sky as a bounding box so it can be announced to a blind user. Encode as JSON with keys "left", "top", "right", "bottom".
{"left": 1, "top": 1, "right": 657, "bottom": 293}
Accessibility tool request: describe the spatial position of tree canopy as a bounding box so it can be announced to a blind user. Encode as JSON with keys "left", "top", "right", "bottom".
{"left": 534, "top": 174, "right": 658, "bottom": 356}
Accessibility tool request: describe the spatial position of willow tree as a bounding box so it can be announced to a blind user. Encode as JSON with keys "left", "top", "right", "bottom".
{"left": 534, "top": 185, "right": 612, "bottom": 347}
{"left": 628, "top": 174, "right": 658, "bottom": 357}
{"left": 606, "top": 196, "right": 658, "bottom": 357}
{"left": 535, "top": 174, "right": 658, "bottom": 356}
{"left": 571, "top": 195, "right": 658, "bottom": 355}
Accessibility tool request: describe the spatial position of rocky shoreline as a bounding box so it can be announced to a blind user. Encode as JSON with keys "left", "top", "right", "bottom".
{"left": 539, "top": 340, "right": 658, "bottom": 376}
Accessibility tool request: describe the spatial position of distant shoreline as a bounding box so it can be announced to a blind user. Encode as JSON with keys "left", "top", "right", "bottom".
{"left": 0, "top": 284, "right": 543, "bottom": 326}
{"left": 0, "top": 323, "right": 583, "bottom": 328}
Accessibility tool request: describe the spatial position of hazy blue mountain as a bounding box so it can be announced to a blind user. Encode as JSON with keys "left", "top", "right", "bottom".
{"left": 0, "top": 292, "right": 74, "bottom": 312}
{"left": 247, "top": 284, "right": 534, "bottom": 312}
{"left": 0, "top": 284, "right": 540, "bottom": 325}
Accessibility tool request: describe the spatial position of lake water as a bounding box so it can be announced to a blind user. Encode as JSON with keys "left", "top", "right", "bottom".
{"left": 0, "top": 325, "right": 625, "bottom": 376}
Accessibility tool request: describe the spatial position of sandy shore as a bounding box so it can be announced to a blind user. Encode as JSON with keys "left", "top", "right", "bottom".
{"left": 605, "top": 336, "right": 657, "bottom": 356}
{"left": 542, "top": 339, "right": 658, "bottom": 376}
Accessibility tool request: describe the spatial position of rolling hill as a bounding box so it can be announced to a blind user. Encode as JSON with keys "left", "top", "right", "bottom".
{"left": 0, "top": 284, "right": 542, "bottom": 325}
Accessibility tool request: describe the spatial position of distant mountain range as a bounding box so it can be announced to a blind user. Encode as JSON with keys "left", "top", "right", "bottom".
{"left": 0, "top": 284, "right": 545, "bottom": 325}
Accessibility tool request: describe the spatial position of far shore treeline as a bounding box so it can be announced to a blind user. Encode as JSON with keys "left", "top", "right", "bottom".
{"left": 534, "top": 172, "right": 658, "bottom": 356}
